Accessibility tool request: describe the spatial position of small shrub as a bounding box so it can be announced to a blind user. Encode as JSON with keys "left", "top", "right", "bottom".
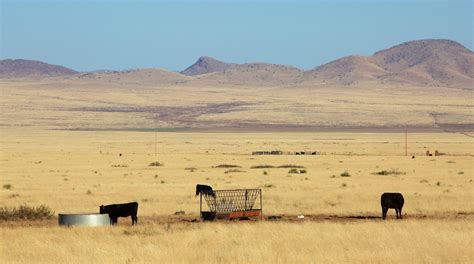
{"left": 8, "top": 193, "right": 19, "bottom": 198}
{"left": 263, "top": 171, "right": 268, "bottom": 175}
{"left": 0, "top": 205, "right": 54, "bottom": 220}
{"left": 149, "top": 162, "right": 164, "bottom": 167}
{"left": 458, "top": 171, "right": 464, "bottom": 175}
{"left": 299, "top": 169, "right": 307, "bottom": 174}
{"left": 251, "top": 165, "right": 275, "bottom": 169}
{"left": 278, "top": 165, "right": 305, "bottom": 168}
{"left": 160, "top": 180, "right": 165, "bottom": 184}
{"left": 288, "top": 168, "right": 299, "bottom": 174}
{"left": 3, "top": 184, "right": 12, "bottom": 190}
{"left": 372, "top": 169, "right": 406, "bottom": 176}
{"left": 111, "top": 164, "right": 128, "bottom": 167}
{"left": 304, "top": 177, "right": 309, "bottom": 180}
{"left": 264, "top": 184, "right": 274, "bottom": 188}
{"left": 185, "top": 167, "right": 196, "bottom": 172}
{"left": 446, "top": 161, "right": 456, "bottom": 164}
{"left": 436, "top": 181, "right": 441, "bottom": 186}
{"left": 86, "top": 190, "right": 92, "bottom": 195}
{"left": 341, "top": 183, "right": 347, "bottom": 187}
{"left": 224, "top": 169, "right": 245, "bottom": 174}
{"left": 340, "top": 171, "right": 351, "bottom": 177}
{"left": 215, "top": 164, "right": 241, "bottom": 168}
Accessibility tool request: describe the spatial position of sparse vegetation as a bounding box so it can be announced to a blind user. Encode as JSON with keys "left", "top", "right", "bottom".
{"left": 86, "top": 190, "right": 92, "bottom": 195}
{"left": 263, "top": 171, "right": 268, "bottom": 175}
{"left": 0, "top": 205, "right": 54, "bottom": 220}
{"left": 372, "top": 169, "right": 406, "bottom": 176}
{"left": 288, "top": 168, "right": 299, "bottom": 174}
{"left": 458, "top": 171, "right": 464, "bottom": 175}
{"left": 263, "top": 184, "right": 274, "bottom": 188}
{"left": 224, "top": 169, "right": 245, "bottom": 174}
{"left": 111, "top": 164, "right": 128, "bottom": 167}
{"left": 185, "top": 167, "right": 197, "bottom": 172}
{"left": 149, "top": 161, "right": 164, "bottom": 167}
{"left": 278, "top": 165, "right": 305, "bottom": 168}
{"left": 251, "top": 165, "right": 275, "bottom": 169}
{"left": 340, "top": 171, "right": 351, "bottom": 177}
{"left": 215, "top": 164, "right": 241, "bottom": 168}
{"left": 3, "top": 184, "right": 12, "bottom": 190}
{"left": 8, "top": 193, "right": 19, "bottom": 198}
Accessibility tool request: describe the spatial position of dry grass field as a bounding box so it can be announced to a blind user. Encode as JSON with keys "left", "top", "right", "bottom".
{"left": 0, "top": 78, "right": 473, "bottom": 263}
{"left": 1, "top": 129, "right": 473, "bottom": 263}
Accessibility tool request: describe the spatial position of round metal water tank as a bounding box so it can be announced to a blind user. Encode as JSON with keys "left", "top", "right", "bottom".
{"left": 58, "top": 213, "right": 110, "bottom": 227}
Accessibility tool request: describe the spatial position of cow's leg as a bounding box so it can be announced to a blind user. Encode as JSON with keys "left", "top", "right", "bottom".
{"left": 132, "top": 215, "right": 137, "bottom": 225}
{"left": 382, "top": 207, "right": 387, "bottom": 220}
{"left": 399, "top": 207, "right": 403, "bottom": 219}
{"left": 395, "top": 208, "right": 399, "bottom": 219}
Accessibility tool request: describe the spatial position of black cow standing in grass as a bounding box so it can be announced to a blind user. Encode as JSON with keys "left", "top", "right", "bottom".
{"left": 100, "top": 202, "right": 138, "bottom": 225}
{"left": 195, "top": 184, "right": 215, "bottom": 197}
{"left": 381, "top": 193, "right": 404, "bottom": 220}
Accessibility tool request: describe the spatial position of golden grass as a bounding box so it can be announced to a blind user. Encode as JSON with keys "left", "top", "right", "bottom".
{"left": 0, "top": 129, "right": 473, "bottom": 262}
{"left": 2, "top": 220, "right": 472, "bottom": 263}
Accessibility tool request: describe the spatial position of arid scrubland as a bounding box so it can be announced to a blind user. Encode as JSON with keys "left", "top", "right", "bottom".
{"left": 0, "top": 77, "right": 473, "bottom": 263}
{"left": 1, "top": 129, "right": 473, "bottom": 263}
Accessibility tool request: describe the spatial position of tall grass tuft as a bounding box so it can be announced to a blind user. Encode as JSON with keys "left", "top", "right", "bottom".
{"left": 0, "top": 205, "right": 54, "bottom": 220}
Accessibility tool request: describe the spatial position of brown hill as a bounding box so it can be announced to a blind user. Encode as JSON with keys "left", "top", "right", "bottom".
{"left": 181, "top": 56, "right": 235, "bottom": 76}
{"left": 194, "top": 63, "right": 303, "bottom": 85}
{"left": 0, "top": 59, "right": 78, "bottom": 78}
{"left": 305, "top": 39, "right": 474, "bottom": 87}
{"left": 76, "top": 68, "right": 192, "bottom": 86}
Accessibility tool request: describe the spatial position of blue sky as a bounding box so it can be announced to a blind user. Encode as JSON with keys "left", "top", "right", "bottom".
{"left": 1, "top": 0, "right": 472, "bottom": 71}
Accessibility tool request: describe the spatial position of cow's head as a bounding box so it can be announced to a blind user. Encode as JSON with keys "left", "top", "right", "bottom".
{"left": 99, "top": 205, "right": 105, "bottom": 214}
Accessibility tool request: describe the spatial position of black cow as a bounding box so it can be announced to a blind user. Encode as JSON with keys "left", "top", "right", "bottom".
{"left": 381, "top": 193, "right": 404, "bottom": 220}
{"left": 195, "top": 184, "right": 215, "bottom": 197}
{"left": 99, "top": 202, "right": 138, "bottom": 225}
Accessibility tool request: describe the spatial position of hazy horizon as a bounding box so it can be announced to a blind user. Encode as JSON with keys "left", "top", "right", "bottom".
{"left": 1, "top": 0, "right": 472, "bottom": 72}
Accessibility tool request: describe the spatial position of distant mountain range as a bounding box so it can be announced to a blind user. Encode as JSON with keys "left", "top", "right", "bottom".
{"left": 0, "top": 59, "right": 78, "bottom": 77}
{"left": 1, "top": 39, "right": 473, "bottom": 88}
